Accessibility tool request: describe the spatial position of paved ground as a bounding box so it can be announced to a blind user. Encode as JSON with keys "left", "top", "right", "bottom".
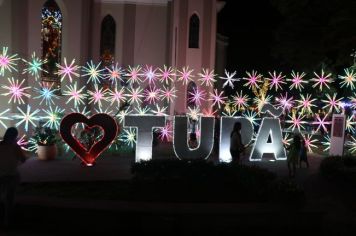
{"left": 0, "top": 143, "right": 355, "bottom": 235}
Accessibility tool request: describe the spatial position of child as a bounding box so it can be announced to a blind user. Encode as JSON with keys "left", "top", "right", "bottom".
{"left": 299, "top": 139, "right": 309, "bottom": 168}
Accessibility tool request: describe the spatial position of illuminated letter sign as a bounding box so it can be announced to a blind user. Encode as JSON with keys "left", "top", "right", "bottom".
{"left": 124, "top": 115, "right": 166, "bottom": 162}
{"left": 219, "top": 117, "right": 253, "bottom": 163}
{"left": 173, "top": 116, "right": 214, "bottom": 160}
{"left": 249, "top": 104, "right": 286, "bottom": 161}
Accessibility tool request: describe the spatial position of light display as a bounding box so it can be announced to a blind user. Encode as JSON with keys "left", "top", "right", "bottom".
{"left": 173, "top": 116, "right": 214, "bottom": 160}
{"left": 2, "top": 47, "right": 356, "bottom": 166}
{"left": 123, "top": 115, "right": 165, "bottom": 162}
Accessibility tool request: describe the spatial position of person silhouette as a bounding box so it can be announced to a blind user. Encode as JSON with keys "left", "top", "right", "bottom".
{"left": 287, "top": 134, "right": 301, "bottom": 177}
{"left": 0, "top": 127, "right": 27, "bottom": 226}
{"left": 230, "top": 122, "right": 244, "bottom": 164}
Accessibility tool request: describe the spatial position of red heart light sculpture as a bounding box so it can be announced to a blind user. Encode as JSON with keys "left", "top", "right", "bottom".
{"left": 60, "top": 113, "right": 119, "bottom": 166}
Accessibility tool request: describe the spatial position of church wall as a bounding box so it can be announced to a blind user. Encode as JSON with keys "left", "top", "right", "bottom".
{"left": 0, "top": 0, "right": 13, "bottom": 134}
{"left": 133, "top": 4, "right": 168, "bottom": 67}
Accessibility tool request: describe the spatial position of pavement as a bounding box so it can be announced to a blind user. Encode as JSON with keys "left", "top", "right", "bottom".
{"left": 0, "top": 143, "right": 355, "bottom": 235}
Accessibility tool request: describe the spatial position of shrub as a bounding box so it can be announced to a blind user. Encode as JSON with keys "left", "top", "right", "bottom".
{"left": 131, "top": 159, "right": 303, "bottom": 203}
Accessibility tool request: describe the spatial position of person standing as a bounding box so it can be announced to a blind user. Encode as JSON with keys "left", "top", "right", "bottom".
{"left": 230, "top": 122, "right": 244, "bottom": 164}
{"left": 299, "top": 139, "right": 309, "bottom": 168}
{"left": 287, "top": 134, "right": 301, "bottom": 177}
{"left": 0, "top": 127, "right": 27, "bottom": 226}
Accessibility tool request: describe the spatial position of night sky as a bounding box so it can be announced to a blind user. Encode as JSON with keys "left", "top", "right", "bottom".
{"left": 217, "top": 0, "right": 356, "bottom": 76}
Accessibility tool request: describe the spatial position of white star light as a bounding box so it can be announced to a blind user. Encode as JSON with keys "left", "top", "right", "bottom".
{"left": 63, "top": 82, "right": 87, "bottom": 108}
{"left": 267, "top": 71, "right": 286, "bottom": 91}
{"left": 220, "top": 69, "right": 239, "bottom": 88}
{"left": 338, "top": 68, "right": 356, "bottom": 90}
{"left": 13, "top": 105, "right": 40, "bottom": 132}
{"left": 82, "top": 60, "right": 105, "bottom": 84}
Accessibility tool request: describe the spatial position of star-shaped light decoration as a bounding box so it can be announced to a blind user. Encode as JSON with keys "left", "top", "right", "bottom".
{"left": 287, "top": 71, "right": 307, "bottom": 91}
{"left": 107, "top": 87, "right": 126, "bottom": 107}
{"left": 209, "top": 89, "right": 226, "bottom": 109}
{"left": 22, "top": 52, "right": 47, "bottom": 80}
{"left": 267, "top": 71, "right": 286, "bottom": 91}
{"left": 158, "top": 123, "right": 173, "bottom": 142}
{"left": 188, "top": 87, "right": 206, "bottom": 106}
{"left": 321, "top": 93, "right": 343, "bottom": 114}
{"left": 1, "top": 77, "right": 31, "bottom": 104}
{"left": 296, "top": 94, "right": 317, "bottom": 114}
{"left": 276, "top": 93, "right": 294, "bottom": 112}
{"left": 126, "top": 86, "right": 144, "bottom": 105}
{"left": 119, "top": 128, "right": 136, "bottom": 147}
{"left": 13, "top": 105, "right": 40, "bottom": 132}
{"left": 243, "top": 70, "right": 262, "bottom": 89}
{"left": 0, "top": 47, "right": 19, "bottom": 76}
{"left": 160, "top": 85, "right": 177, "bottom": 103}
{"left": 158, "top": 65, "right": 175, "bottom": 85}
{"left": 220, "top": 69, "right": 239, "bottom": 89}
{"left": 233, "top": 90, "right": 249, "bottom": 110}
{"left": 88, "top": 84, "right": 107, "bottom": 108}
{"left": 33, "top": 83, "right": 59, "bottom": 106}
{"left": 42, "top": 106, "right": 65, "bottom": 130}
{"left": 177, "top": 66, "right": 194, "bottom": 85}
{"left": 125, "top": 65, "right": 142, "bottom": 84}
{"left": 198, "top": 68, "right": 216, "bottom": 87}
{"left": 82, "top": 60, "right": 105, "bottom": 84}
{"left": 302, "top": 134, "right": 318, "bottom": 153}
{"left": 56, "top": 58, "right": 80, "bottom": 83}
{"left": 105, "top": 63, "right": 125, "bottom": 85}
{"left": 286, "top": 113, "right": 306, "bottom": 132}
{"left": 187, "top": 107, "right": 201, "bottom": 121}
{"left": 63, "top": 82, "right": 87, "bottom": 108}
{"left": 313, "top": 114, "right": 330, "bottom": 133}
{"left": 144, "top": 86, "right": 160, "bottom": 104}
{"left": 311, "top": 69, "right": 334, "bottom": 91}
{"left": 143, "top": 65, "right": 158, "bottom": 85}
{"left": 338, "top": 68, "right": 356, "bottom": 90}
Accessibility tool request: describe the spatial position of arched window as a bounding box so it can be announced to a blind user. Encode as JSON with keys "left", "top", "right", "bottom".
{"left": 41, "top": 0, "right": 62, "bottom": 89}
{"left": 100, "top": 15, "right": 116, "bottom": 67}
{"left": 188, "top": 14, "right": 199, "bottom": 48}
{"left": 186, "top": 81, "right": 197, "bottom": 109}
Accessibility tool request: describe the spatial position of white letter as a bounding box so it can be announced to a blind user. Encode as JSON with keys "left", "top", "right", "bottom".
{"left": 124, "top": 115, "right": 166, "bottom": 162}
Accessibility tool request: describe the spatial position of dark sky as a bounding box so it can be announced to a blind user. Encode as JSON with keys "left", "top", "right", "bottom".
{"left": 217, "top": 0, "right": 356, "bottom": 76}
{"left": 217, "top": 0, "right": 283, "bottom": 72}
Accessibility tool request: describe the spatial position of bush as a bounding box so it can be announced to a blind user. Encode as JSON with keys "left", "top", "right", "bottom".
{"left": 131, "top": 159, "right": 302, "bottom": 203}
{"left": 320, "top": 155, "right": 356, "bottom": 184}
